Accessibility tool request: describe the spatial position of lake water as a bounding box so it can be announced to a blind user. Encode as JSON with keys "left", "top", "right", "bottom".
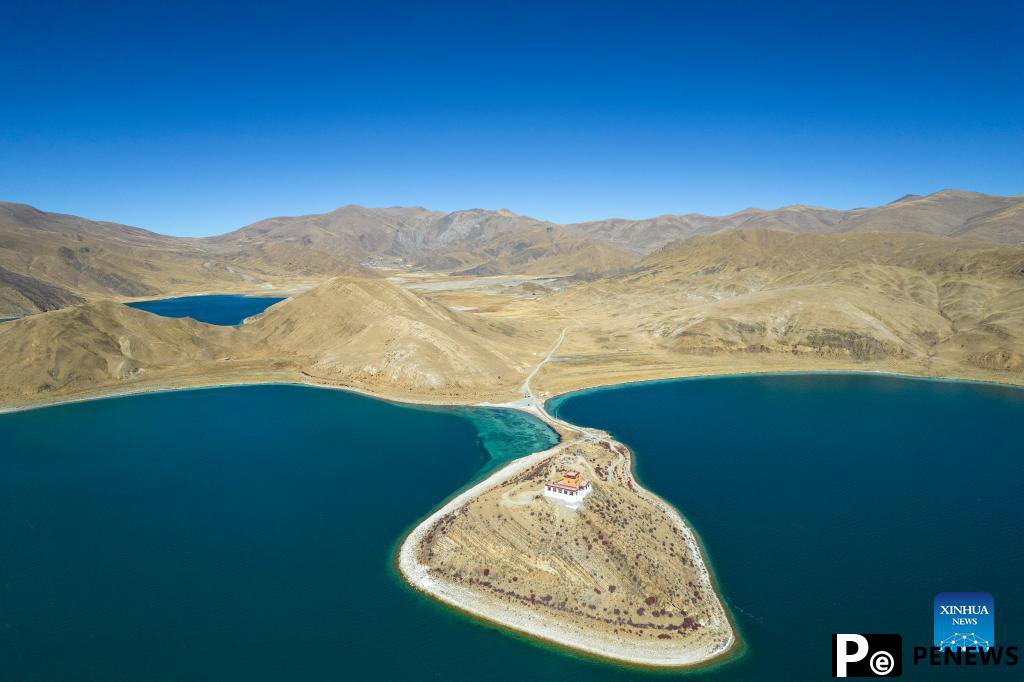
{"left": 551, "top": 373, "right": 1024, "bottom": 680}
{"left": 2, "top": 376, "right": 1022, "bottom": 680}
{"left": 126, "top": 294, "right": 284, "bottom": 325}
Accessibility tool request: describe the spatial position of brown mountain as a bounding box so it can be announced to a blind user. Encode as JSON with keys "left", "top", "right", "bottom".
{"left": 0, "top": 276, "right": 550, "bottom": 408}
{"left": 2, "top": 229, "right": 1022, "bottom": 410}
{"left": 0, "top": 301, "right": 243, "bottom": 405}
{"left": 0, "top": 202, "right": 289, "bottom": 316}
{"left": 0, "top": 202, "right": 636, "bottom": 316}
{"left": 568, "top": 190, "right": 1024, "bottom": 253}
{"left": 205, "top": 204, "right": 436, "bottom": 270}
{"left": 2, "top": 190, "right": 1020, "bottom": 319}
{"left": 536, "top": 230, "right": 1024, "bottom": 396}
{"left": 247, "top": 277, "right": 544, "bottom": 397}
{"left": 209, "top": 206, "right": 638, "bottom": 276}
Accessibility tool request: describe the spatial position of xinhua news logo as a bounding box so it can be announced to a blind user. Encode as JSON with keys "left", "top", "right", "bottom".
{"left": 833, "top": 634, "right": 902, "bottom": 677}
{"left": 934, "top": 591, "right": 994, "bottom": 650}
{"left": 911, "top": 591, "right": 1019, "bottom": 667}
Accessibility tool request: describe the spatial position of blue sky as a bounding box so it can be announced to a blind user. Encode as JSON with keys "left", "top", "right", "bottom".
{"left": 2, "top": 1, "right": 1021, "bottom": 236}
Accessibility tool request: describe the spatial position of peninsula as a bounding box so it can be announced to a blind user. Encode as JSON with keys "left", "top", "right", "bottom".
{"left": 398, "top": 396, "right": 736, "bottom": 667}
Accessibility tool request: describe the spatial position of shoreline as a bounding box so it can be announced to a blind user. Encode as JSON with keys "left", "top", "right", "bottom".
{"left": 542, "top": 367, "right": 1024, "bottom": 420}
{"left": 394, "top": 433, "right": 739, "bottom": 669}
{"left": 540, "top": 365, "right": 1024, "bottom": 407}
{"left": 3, "top": 365, "right": 1021, "bottom": 417}
{"left": 0, "top": 374, "right": 501, "bottom": 416}
{"left": 395, "top": 393, "right": 740, "bottom": 670}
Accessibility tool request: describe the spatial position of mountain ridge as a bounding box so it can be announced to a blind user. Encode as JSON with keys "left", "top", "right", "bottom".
{"left": 2, "top": 189, "right": 1022, "bottom": 316}
{"left": 2, "top": 228, "right": 1021, "bottom": 411}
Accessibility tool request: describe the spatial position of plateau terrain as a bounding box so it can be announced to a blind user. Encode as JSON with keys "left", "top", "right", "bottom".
{"left": 3, "top": 189, "right": 1022, "bottom": 317}
{"left": 2, "top": 190, "right": 1023, "bottom": 411}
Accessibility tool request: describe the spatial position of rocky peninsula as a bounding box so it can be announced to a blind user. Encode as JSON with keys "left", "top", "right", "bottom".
{"left": 398, "top": 408, "right": 736, "bottom": 667}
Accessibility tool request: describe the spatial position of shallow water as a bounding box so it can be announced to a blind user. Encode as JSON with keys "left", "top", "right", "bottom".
{"left": 2, "top": 376, "right": 1022, "bottom": 680}
{"left": 125, "top": 294, "right": 284, "bottom": 325}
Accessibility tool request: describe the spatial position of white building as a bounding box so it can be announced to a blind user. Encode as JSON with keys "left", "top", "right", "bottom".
{"left": 543, "top": 470, "right": 592, "bottom": 506}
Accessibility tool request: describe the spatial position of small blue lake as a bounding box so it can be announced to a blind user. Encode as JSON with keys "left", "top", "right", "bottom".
{"left": 126, "top": 294, "right": 284, "bottom": 325}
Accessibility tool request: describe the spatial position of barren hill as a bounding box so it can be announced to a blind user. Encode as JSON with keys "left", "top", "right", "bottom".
{"left": 532, "top": 230, "right": 1024, "bottom": 395}
{"left": 3, "top": 191, "right": 1024, "bottom": 402}
{"left": 3, "top": 190, "right": 1020, "bottom": 318}
{"left": 0, "top": 301, "right": 243, "bottom": 406}
{"left": 210, "top": 206, "right": 638, "bottom": 276}
{"left": 0, "top": 202, "right": 296, "bottom": 316}
{"left": 837, "top": 190, "right": 1022, "bottom": 237}
{"left": 247, "top": 277, "right": 546, "bottom": 399}
{"left": 0, "top": 276, "right": 553, "bottom": 408}
{"left": 205, "top": 204, "right": 434, "bottom": 272}
{"left": 0, "top": 202, "right": 635, "bottom": 316}
{"left": 568, "top": 190, "right": 1024, "bottom": 253}
{"left": 0, "top": 265, "right": 85, "bottom": 315}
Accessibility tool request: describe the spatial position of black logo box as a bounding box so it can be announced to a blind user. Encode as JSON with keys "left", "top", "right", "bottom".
{"left": 832, "top": 634, "right": 903, "bottom": 678}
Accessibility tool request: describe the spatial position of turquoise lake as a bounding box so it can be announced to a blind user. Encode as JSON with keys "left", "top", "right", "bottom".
{"left": 126, "top": 294, "right": 284, "bottom": 325}
{"left": 1, "top": 375, "right": 1022, "bottom": 680}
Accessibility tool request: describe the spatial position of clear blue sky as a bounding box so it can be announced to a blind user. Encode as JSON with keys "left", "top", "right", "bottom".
{"left": 2, "top": 1, "right": 1021, "bottom": 236}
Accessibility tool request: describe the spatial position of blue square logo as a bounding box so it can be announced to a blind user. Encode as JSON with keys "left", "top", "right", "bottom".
{"left": 934, "top": 592, "right": 994, "bottom": 650}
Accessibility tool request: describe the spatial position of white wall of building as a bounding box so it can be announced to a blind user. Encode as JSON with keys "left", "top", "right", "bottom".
{"left": 543, "top": 484, "right": 591, "bottom": 505}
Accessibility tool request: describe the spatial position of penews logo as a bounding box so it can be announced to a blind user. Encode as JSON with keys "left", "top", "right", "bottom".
{"left": 934, "top": 592, "right": 994, "bottom": 650}
{"left": 833, "top": 634, "right": 902, "bottom": 677}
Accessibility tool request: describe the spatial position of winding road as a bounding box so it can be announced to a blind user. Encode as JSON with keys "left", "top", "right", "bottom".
{"left": 519, "top": 326, "right": 567, "bottom": 403}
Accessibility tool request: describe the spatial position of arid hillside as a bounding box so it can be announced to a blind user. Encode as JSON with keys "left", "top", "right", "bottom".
{"left": 568, "top": 190, "right": 1024, "bottom": 253}
{"left": 247, "top": 277, "right": 548, "bottom": 400}
{"left": 0, "top": 202, "right": 635, "bottom": 316}
{"left": 0, "top": 301, "right": 246, "bottom": 406}
{"left": 3, "top": 193, "right": 1024, "bottom": 409}
{"left": 0, "top": 277, "right": 551, "bottom": 409}
{"left": 3, "top": 228, "right": 1024, "bottom": 410}
{"left": 0, "top": 265, "right": 85, "bottom": 315}
{"left": 3, "top": 190, "right": 1020, "bottom": 318}
{"left": 210, "top": 206, "right": 638, "bottom": 276}
{"left": 0, "top": 202, "right": 329, "bottom": 316}
{"left": 529, "top": 230, "right": 1024, "bottom": 394}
